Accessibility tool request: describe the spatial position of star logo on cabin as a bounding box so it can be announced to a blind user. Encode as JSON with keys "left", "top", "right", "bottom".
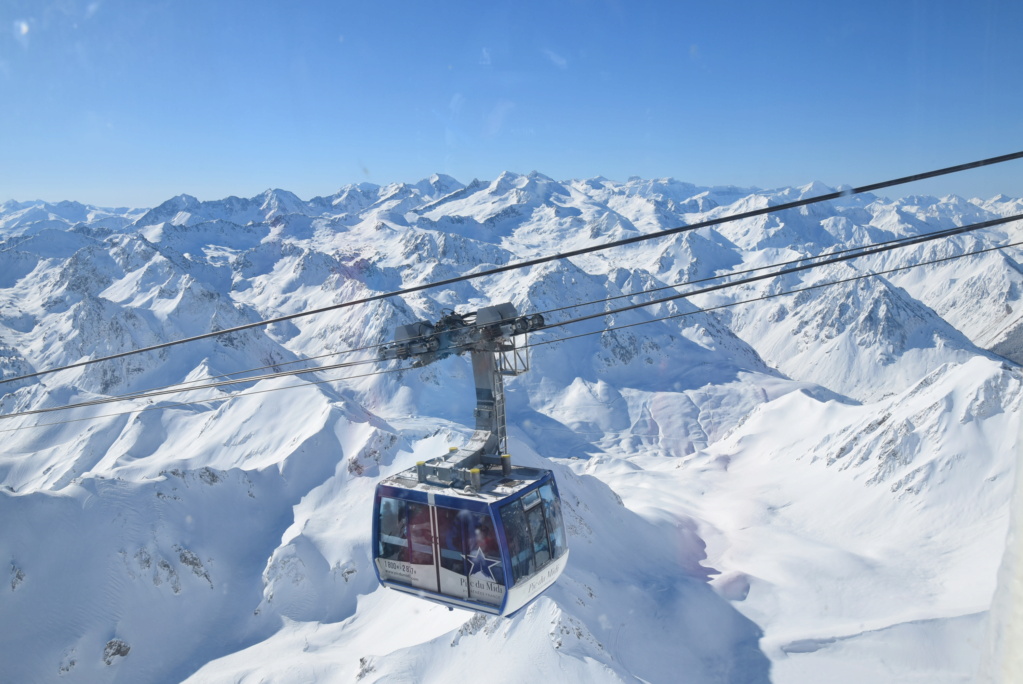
{"left": 466, "top": 547, "right": 502, "bottom": 582}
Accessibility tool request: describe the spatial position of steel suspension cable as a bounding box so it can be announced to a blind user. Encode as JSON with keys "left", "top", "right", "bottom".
{"left": 530, "top": 220, "right": 1006, "bottom": 319}
{"left": 524, "top": 239, "right": 1023, "bottom": 351}
{"left": 74, "top": 221, "right": 995, "bottom": 400}
{"left": 3, "top": 150, "right": 1021, "bottom": 387}
{"left": 3, "top": 213, "right": 1019, "bottom": 421}
{"left": 539, "top": 214, "right": 1022, "bottom": 332}
{"left": 3, "top": 236, "right": 1020, "bottom": 432}
{"left": 0, "top": 355, "right": 381, "bottom": 420}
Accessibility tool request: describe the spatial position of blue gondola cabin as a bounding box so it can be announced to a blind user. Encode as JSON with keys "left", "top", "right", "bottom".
{"left": 372, "top": 462, "right": 569, "bottom": 617}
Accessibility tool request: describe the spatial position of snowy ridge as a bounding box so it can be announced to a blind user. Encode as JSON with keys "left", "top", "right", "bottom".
{"left": 0, "top": 176, "right": 1021, "bottom": 683}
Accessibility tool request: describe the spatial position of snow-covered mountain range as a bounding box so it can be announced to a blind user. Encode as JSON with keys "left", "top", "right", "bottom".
{"left": 1, "top": 173, "right": 1020, "bottom": 683}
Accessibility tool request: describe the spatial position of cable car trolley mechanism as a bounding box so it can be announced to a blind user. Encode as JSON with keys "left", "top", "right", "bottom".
{"left": 372, "top": 302, "right": 569, "bottom": 616}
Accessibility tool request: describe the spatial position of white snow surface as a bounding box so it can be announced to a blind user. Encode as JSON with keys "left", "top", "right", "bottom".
{"left": 1, "top": 177, "right": 1021, "bottom": 683}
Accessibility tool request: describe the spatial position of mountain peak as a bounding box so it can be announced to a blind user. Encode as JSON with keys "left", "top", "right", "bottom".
{"left": 796, "top": 180, "right": 835, "bottom": 198}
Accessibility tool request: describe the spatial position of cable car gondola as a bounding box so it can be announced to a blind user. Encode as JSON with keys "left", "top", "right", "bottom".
{"left": 371, "top": 303, "right": 569, "bottom": 616}
{"left": 373, "top": 455, "right": 568, "bottom": 615}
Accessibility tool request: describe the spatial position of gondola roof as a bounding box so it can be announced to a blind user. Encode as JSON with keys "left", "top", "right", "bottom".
{"left": 380, "top": 463, "right": 551, "bottom": 504}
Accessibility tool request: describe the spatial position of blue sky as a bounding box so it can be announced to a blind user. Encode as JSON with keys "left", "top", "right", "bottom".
{"left": 2, "top": 0, "right": 1022, "bottom": 207}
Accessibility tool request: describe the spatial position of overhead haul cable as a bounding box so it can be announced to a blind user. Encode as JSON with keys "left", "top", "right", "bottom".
{"left": 0, "top": 356, "right": 381, "bottom": 420}
{"left": 2, "top": 215, "right": 1019, "bottom": 428}
{"left": 539, "top": 214, "right": 1023, "bottom": 333}
{"left": 533, "top": 220, "right": 1018, "bottom": 319}
{"left": 3, "top": 213, "right": 1020, "bottom": 420}
{"left": 84, "top": 219, "right": 1013, "bottom": 400}
{"left": 2, "top": 212, "right": 1015, "bottom": 420}
{"left": 3, "top": 236, "right": 1019, "bottom": 434}
{"left": 2, "top": 150, "right": 1021, "bottom": 387}
{"left": 0, "top": 365, "right": 412, "bottom": 434}
{"left": 525, "top": 238, "right": 1023, "bottom": 351}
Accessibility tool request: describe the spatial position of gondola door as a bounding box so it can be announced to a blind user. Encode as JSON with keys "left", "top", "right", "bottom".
{"left": 438, "top": 505, "right": 506, "bottom": 606}
{"left": 435, "top": 506, "right": 470, "bottom": 600}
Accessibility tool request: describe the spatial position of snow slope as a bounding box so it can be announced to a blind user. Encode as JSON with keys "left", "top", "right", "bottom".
{"left": 0, "top": 176, "right": 1021, "bottom": 683}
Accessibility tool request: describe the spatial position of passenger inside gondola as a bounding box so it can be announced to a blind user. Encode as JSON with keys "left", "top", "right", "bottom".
{"left": 474, "top": 520, "right": 497, "bottom": 557}
{"left": 467, "top": 517, "right": 502, "bottom": 584}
